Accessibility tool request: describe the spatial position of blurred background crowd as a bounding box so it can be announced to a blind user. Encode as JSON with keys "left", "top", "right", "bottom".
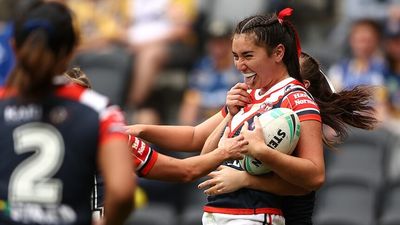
{"left": 2, "top": 0, "right": 400, "bottom": 225}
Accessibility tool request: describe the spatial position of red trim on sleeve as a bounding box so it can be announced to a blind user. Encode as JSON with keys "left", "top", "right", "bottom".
{"left": 139, "top": 150, "right": 158, "bottom": 176}
{"left": 129, "top": 135, "right": 159, "bottom": 176}
{"left": 220, "top": 105, "right": 228, "bottom": 117}
{"left": 98, "top": 107, "right": 127, "bottom": 145}
{"left": 282, "top": 90, "right": 322, "bottom": 123}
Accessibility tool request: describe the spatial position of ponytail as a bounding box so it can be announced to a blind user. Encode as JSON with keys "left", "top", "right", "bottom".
{"left": 300, "top": 52, "right": 378, "bottom": 148}
{"left": 7, "top": 1, "right": 77, "bottom": 99}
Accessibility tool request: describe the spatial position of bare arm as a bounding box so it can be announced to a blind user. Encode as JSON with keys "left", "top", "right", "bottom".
{"left": 242, "top": 118, "right": 325, "bottom": 191}
{"left": 125, "top": 112, "right": 224, "bottom": 152}
{"left": 99, "top": 138, "right": 135, "bottom": 225}
{"left": 178, "top": 90, "right": 201, "bottom": 125}
{"left": 201, "top": 113, "right": 233, "bottom": 155}
{"left": 145, "top": 129, "right": 246, "bottom": 182}
{"left": 124, "top": 83, "right": 249, "bottom": 152}
{"left": 198, "top": 166, "right": 309, "bottom": 196}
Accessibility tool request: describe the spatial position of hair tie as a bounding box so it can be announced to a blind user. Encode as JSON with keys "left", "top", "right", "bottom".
{"left": 320, "top": 69, "right": 336, "bottom": 93}
{"left": 277, "top": 8, "right": 302, "bottom": 57}
{"left": 23, "top": 19, "right": 54, "bottom": 35}
{"left": 277, "top": 8, "right": 293, "bottom": 24}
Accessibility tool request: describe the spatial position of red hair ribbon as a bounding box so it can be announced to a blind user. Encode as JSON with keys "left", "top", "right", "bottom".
{"left": 277, "top": 8, "right": 293, "bottom": 24}
{"left": 277, "top": 7, "right": 302, "bottom": 57}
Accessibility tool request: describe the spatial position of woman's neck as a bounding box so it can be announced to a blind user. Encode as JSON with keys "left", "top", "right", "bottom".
{"left": 259, "top": 71, "right": 289, "bottom": 95}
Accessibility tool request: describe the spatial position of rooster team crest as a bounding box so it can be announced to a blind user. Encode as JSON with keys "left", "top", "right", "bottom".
{"left": 258, "top": 102, "right": 272, "bottom": 114}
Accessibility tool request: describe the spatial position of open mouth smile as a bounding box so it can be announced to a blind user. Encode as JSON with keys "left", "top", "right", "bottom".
{"left": 242, "top": 72, "right": 256, "bottom": 86}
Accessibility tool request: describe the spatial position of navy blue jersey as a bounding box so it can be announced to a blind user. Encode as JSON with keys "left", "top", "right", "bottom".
{"left": 282, "top": 192, "right": 315, "bottom": 225}
{"left": 0, "top": 78, "right": 127, "bottom": 225}
{"left": 91, "top": 135, "right": 158, "bottom": 219}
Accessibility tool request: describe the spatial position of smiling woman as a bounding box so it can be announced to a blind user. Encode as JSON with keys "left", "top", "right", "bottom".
{"left": 197, "top": 10, "right": 325, "bottom": 225}
{"left": 232, "top": 34, "right": 288, "bottom": 90}
{"left": 125, "top": 8, "right": 322, "bottom": 225}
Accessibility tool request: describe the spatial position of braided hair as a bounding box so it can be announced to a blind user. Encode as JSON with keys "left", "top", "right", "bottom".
{"left": 234, "top": 9, "right": 302, "bottom": 83}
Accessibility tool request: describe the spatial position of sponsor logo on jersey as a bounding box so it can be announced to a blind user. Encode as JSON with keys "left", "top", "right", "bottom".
{"left": 1, "top": 201, "right": 77, "bottom": 224}
{"left": 4, "top": 104, "right": 42, "bottom": 123}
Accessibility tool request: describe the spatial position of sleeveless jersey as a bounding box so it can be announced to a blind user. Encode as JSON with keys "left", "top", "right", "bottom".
{"left": 0, "top": 79, "right": 127, "bottom": 225}
{"left": 204, "top": 77, "right": 321, "bottom": 215}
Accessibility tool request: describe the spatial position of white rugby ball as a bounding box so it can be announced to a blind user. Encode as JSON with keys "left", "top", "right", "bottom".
{"left": 240, "top": 107, "right": 301, "bottom": 175}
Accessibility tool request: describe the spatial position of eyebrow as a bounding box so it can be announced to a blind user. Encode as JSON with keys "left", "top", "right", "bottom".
{"left": 232, "top": 51, "right": 254, "bottom": 55}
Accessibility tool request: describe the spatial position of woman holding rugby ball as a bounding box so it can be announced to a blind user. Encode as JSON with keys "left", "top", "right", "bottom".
{"left": 198, "top": 51, "right": 378, "bottom": 225}
{"left": 126, "top": 9, "right": 377, "bottom": 225}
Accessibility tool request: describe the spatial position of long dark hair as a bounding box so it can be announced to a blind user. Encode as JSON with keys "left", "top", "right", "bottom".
{"left": 234, "top": 11, "right": 302, "bottom": 83}
{"left": 6, "top": 1, "right": 78, "bottom": 99}
{"left": 300, "top": 52, "right": 378, "bottom": 148}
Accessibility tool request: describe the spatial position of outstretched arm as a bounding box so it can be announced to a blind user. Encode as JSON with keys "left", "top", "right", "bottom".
{"left": 145, "top": 127, "right": 246, "bottom": 182}
{"left": 125, "top": 112, "right": 224, "bottom": 152}
{"left": 124, "top": 82, "right": 250, "bottom": 152}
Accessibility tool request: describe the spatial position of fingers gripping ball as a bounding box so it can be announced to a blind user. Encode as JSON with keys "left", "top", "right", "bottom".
{"left": 240, "top": 108, "right": 301, "bottom": 175}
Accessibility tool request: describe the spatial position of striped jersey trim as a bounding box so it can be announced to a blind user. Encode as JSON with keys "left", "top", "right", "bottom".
{"left": 203, "top": 206, "right": 283, "bottom": 215}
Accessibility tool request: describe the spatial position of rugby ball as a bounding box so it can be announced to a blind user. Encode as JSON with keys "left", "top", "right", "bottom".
{"left": 240, "top": 108, "right": 301, "bottom": 175}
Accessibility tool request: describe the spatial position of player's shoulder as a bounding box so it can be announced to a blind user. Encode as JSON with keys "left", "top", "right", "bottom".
{"left": 57, "top": 83, "right": 110, "bottom": 112}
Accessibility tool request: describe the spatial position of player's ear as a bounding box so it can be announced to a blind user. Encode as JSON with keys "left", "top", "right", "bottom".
{"left": 303, "top": 80, "right": 310, "bottom": 89}
{"left": 273, "top": 44, "right": 285, "bottom": 62}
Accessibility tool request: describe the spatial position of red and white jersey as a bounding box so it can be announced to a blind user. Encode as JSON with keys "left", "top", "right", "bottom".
{"left": 223, "top": 77, "right": 321, "bottom": 137}
{"left": 205, "top": 77, "right": 321, "bottom": 215}
{"left": 128, "top": 135, "right": 158, "bottom": 177}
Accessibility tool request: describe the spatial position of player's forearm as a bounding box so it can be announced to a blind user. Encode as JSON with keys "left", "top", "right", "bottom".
{"left": 179, "top": 148, "right": 230, "bottom": 182}
{"left": 133, "top": 124, "right": 203, "bottom": 152}
{"left": 146, "top": 149, "right": 227, "bottom": 183}
{"left": 244, "top": 173, "right": 310, "bottom": 196}
{"left": 104, "top": 192, "right": 133, "bottom": 225}
{"left": 201, "top": 113, "right": 233, "bottom": 155}
{"left": 251, "top": 148, "right": 324, "bottom": 191}
{"left": 100, "top": 141, "right": 135, "bottom": 225}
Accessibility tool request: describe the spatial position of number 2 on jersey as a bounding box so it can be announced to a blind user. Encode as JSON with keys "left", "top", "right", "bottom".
{"left": 9, "top": 122, "right": 65, "bottom": 204}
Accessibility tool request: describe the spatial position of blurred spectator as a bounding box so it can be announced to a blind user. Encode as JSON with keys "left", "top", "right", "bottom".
{"left": 127, "top": 0, "right": 198, "bottom": 124}
{"left": 0, "top": 21, "right": 14, "bottom": 86}
{"left": 328, "top": 18, "right": 387, "bottom": 120}
{"left": 67, "top": 0, "right": 134, "bottom": 110}
{"left": 0, "top": 0, "right": 18, "bottom": 86}
{"left": 382, "top": 4, "right": 400, "bottom": 134}
{"left": 67, "top": 0, "right": 130, "bottom": 53}
{"left": 0, "top": 0, "right": 37, "bottom": 86}
{"left": 178, "top": 20, "right": 241, "bottom": 125}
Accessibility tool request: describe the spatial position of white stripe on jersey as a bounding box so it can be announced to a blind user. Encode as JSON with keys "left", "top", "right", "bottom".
{"left": 295, "top": 107, "right": 320, "bottom": 115}
{"left": 80, "top": 89, "right": 109, "bottom": 113}
{"left": 258, "top": 77, "right": 295, "bottom": 100}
